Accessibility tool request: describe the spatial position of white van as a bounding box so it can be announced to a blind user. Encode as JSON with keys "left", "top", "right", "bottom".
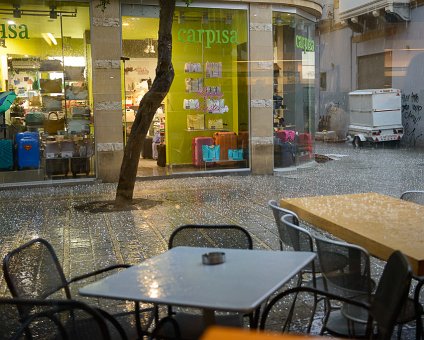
{"left": 348, "top": 89, "right": 404, "bottom": 147}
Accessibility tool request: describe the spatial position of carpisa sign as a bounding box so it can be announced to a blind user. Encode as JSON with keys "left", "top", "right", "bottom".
{"left": 296, "top": 35, "right": 314, "bottom": 52}
{"left": 178, "top": 29, "right": 238, "bottom": 48}
{"left": 0, "top": 23, "right": 29, "bottom": 39}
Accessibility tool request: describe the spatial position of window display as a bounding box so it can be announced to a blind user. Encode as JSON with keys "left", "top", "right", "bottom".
{"left": 273, "top": 12, "right": 315, "bottom": 168}
{"left": 122, "top": 5, "right": 249, "bottom": 175}
{"left": 0, "top": 2, "right": 92, "bottom": 183}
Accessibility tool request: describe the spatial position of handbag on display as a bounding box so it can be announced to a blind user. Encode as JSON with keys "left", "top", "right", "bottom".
{"left": 202, "top": 144, "right": 220, "bottom": 161}
{"left": 64, "top": 66, "right": 85, "bottom": 81}
{"left": 187, "top": 114, "right": 204, "bottom": 130}
{"left": 43, "top": 112, "right": 65, "bottom": 134}
{"left": 42, "top": 96, "right": 63, "bottom": 111}
{"left": 228, "top": 149, "right": 243, "bottom": 161}
{"left": 68, "top": 119, "right": 90, "bottom": 134}
{"left": 25, "top": 111, "right": 45, "bottom": 127}
{"left": 40, "top": 79, "right": 63, "bottom": 93}
{"left": 71, "top": 106, "right": 91, "bottom": 118}
{"left": 207, "top": 118, "right": 224, "bottom": 130}
{"left": 39, "top": 59, "right": 63, "bottom": 71}
{"left": 65, "top": 84, "right": 88, "bottom": 100}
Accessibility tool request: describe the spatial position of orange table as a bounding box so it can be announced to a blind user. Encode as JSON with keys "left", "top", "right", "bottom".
{"left": 202, "top": 326, "right": 332, "bottom": 340}
{"left": 280, "top": 192, "right": 424, "bottom": 275}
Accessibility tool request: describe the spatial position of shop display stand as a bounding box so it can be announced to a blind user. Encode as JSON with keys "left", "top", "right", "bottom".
{"left": 6, "top": 57, "right": 94, "bottom": 180}
{"left": 184, "top": 61, "right": 228, "bottom": 132}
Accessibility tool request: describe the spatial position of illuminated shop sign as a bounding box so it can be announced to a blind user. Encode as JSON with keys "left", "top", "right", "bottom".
{"left": 177, "top": 29, "right": 238, "bottom": 48}
{"left": 0, "top": 23, "right": 29, "bottom": 39}
{"left": 295, "top": 35, "right": 314, "bottom": 52}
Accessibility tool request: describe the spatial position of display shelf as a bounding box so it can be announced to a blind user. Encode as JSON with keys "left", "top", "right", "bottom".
{"left": 185, "top": 129, "right": 229, "bottom": 132}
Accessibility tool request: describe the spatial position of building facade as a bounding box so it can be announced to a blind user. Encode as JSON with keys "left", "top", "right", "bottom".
{"left": 318, "top": 0, "right": 424, "bottom": 147}
{"left": 0, "top": 0, "right": 322, "bottom": 185}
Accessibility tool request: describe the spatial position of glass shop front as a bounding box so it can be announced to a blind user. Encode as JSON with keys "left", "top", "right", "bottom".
{"left": 273, "top": 10, "right": 316, "bottom": 169}
{"left": 0, "top": 1, "right": 93, "bottom": 184}
{"left": 122, "top": 3, "right": 250, "bottom": 176}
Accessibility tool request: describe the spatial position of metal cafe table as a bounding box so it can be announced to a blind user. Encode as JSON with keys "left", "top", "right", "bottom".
{"left": 280, "top": 192, "right": 424, "bottom": 275}
{"left": 79, "top": 246, "right": 315, "bottom": 327}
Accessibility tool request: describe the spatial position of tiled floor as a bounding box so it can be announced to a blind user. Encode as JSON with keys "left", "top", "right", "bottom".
{"left": 0, "top": 140, "right": 422, "bottom": 338}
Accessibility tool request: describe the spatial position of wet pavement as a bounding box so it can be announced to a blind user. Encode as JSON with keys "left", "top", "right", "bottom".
{"left": 0, "top": 140, "right": 423, "bottom": 338}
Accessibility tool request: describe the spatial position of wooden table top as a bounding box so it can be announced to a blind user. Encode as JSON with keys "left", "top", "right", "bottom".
{"left": 201, "top": 326, "right": 332, "bottom": 340}
{"left": 280, "top": 192, "right": 424, "bottom": 275}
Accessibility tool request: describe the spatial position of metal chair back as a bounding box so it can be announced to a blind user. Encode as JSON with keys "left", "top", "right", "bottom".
{"left": 400, "top": 190, "right": 424, "bottom": 205}
{"left": 2, "top": 238, "right": 71, "bottom": 301}
{"left": 168, "top": 224, "right": 253, "bottom": 249}
{"left": 0, "top": 297, "right": 126, "bottom": 340}
{"left": 370, "top": 250, "right": 412, "bottom": 340}
{"left": 259, "top": 250, "right": 412, "bottom": 340}
{"left": 268, "top": 200, "right": 299, "bottom": 250}
{"left": 315, "top": 235, "right": 373, "bottom": 299}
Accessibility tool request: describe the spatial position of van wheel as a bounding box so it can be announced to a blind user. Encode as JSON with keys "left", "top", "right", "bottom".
{"left": 353, "top": 136, "right": 362, "bottom": 148}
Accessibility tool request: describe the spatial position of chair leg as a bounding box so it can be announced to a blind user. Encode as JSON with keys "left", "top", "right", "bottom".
{"left": 283, "top": 273, "right": 304, "bottom": 332}
{"left": 417, "top": 315, "right": 423, "bottom": 340}
{"left": 319, "top": 298, "right": 332, "bottom": 336}
{"left": 397, "top": 324, "right": 403, "bottom": 340}
{"left": 306, "top": 293, "right": 319, "bottom": 333}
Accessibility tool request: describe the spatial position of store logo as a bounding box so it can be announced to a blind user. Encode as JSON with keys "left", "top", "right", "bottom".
{"left": 177, "top": 29, "right": 238, "bottom": 48}
{"left": 0, "top": 23, "right": 29, "bottom": 39}
{"left": 295, "top": 35, "right": 314, "bottom": 52}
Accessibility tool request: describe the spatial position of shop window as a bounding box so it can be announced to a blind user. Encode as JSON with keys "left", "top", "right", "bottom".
{"left": 122, "top": 5, "right": 249, "bottom": 176}
{"left": 273, "top": 12, "right": 315, "bottom": 169}
{"left": 0, "top": 2, "right": 92, "bottom": 184}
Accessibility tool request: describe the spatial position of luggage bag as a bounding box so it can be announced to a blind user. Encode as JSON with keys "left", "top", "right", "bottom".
{"left": 275, "top": 130, "right": 295, "bottom": 143}
{"left": 16, "top": 132, "right": 40, "bottom": 169}
{"left": 213, "top": 132, "right": 237, "bottom": 161}
{"left": 0, "top": 139, "right": 13, "bottom": 170}
{"left": 45, "top": 158, "right": 69, "bottom": 177}
{"left": 157, "top": 144, "right": 166, "bottom": 167}
{"left": 274, "top": 138, "right": 295, "bottom": 168}
{"left": 71, "top": 157, "right": 90, "bottom": 177}
{"left": 192, "top": 137, "right": 214, "bottom": 167}
{"left": 142, "top": 137, "right": 153, "bottom": 159}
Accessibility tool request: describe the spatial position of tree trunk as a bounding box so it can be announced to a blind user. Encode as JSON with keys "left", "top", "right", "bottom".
{"left": 115, "top": 0, "right": 175, "bottom": 205}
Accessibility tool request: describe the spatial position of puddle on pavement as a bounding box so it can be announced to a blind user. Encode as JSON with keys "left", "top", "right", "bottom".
{"left": 74, "top": 198, "right": 162, "bottom": 213}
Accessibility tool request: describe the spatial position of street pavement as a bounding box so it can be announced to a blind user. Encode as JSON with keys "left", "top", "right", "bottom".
{"left": 0, "top": 140, "right": 422, "bottom": 337}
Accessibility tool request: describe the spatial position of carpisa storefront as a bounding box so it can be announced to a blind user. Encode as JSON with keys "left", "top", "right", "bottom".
{"left": 0, "top": 0, "right": 322, "bottom": 185}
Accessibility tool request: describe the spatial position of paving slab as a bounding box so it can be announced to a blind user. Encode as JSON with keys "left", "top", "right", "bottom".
{"left": 0, "top": 141, "right": 422, "bottom": 338}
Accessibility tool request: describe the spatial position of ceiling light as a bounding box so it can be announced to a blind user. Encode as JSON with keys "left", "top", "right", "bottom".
{"left": 178, "top": 13, "right": 185, "bottom": 24}
{"left": 7, "top": 20, "right": 15, "bottom": 25}
{"left": 351, "top": 16, "right": 358, "bottom": 23}
{"left": 372, "top": 10, "right": 380, "bottom": 17}
{"left": 149, "top": 41, "right": 155, "bottom": 54}
{"left": 47, "top": 33, "right": 57, "bottom": 45}
{"left": 201, "top": 14, "right": 208, "bottom": 25}
{"left": 13, "top": 6, "right": 21, "bottom": 18}
{"left": 50, "top": 7, "right": 57, "bottom": 19}
{"left": 275, "top": 16, "right": 283, "bottom": 26}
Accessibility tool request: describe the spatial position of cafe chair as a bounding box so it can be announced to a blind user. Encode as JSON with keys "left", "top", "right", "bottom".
{"left": 161, "top": 224, "right": 253, "bottom": 339}
{"left": 280, "top": 214, "right": 348, "bottom": 333}
{"left": 0, "top": 297, "right": 127, "bottom": 340}
{"left": 414, "top": 277, "right": 424, "bottom": 340}
{"left": 400, "top": 190, "right": 424, "bottom": 205}
{"left": 315, "top": 236, "right": 418, "bottom": 339}
{"left": 2, "top": 238, "right": 156, "bottom": 339}
{"left": 268, "top": 199, "right": 300, "bottom": 250}
{"left": 168, "top": 224, "right": 253, "bottom": 250}
{"left": 314, "top": 235, "right": 375, "bottom": 337}
{"left": 260, "top": 250, "right": 413, "bottom": 340}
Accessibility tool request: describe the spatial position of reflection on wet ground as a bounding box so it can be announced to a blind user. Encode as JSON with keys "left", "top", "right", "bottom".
{"left": 0, "top": 141, "right": 422, "bottom": 338}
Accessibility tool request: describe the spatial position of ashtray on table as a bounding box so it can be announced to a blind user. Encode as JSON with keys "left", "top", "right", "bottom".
{"left": 202, "top": 252, "right": 225, "bottom": 265}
